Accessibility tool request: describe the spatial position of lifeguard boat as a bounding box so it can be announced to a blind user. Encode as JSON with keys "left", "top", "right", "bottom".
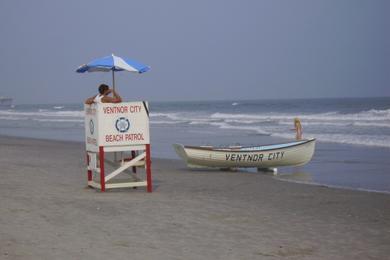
{"left": 173, "top": 138, "right": 316, "bottom": 170}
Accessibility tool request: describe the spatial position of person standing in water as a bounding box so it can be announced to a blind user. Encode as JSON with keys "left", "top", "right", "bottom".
{"left": 294, "top": 117, "right": 303, "bottom": 140}
{"left": 85, "top": 84, "right": 122, "bottom": 104}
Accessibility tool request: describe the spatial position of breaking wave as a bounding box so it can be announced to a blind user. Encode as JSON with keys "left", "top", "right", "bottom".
{"left": 272, "top": 132, "right": 390, "bottom": 148}
{"left": 148, "top": 109, "right": 390, "bottom": 148}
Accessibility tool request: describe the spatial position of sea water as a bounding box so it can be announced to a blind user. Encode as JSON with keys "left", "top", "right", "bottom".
{"left": 0, "top": 97, "right": 389, "bottom": 192}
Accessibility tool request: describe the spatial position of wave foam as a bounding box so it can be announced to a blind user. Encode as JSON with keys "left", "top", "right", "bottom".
{"left": 272, "top": 132, "right": 390, "bottom": 148}
{"left": 209, "top": 122, "right": 269, "bottom": 135}
{"left": 0, "top": 110, "right": 84, "bottom": 118}
{"left": 353, "top": 122, "right": 390, "bottom": 128}
{"left": 150, "top": 112, "right": 185, "bottom": 121}
{"left": 150, "top": 120, "right": 185, "bottom": 125}
{"left": 33, "top": 118, "right": 84, "bottom": 123}
{"left": 211, "top": 109, "right": 390, "bottom": 122}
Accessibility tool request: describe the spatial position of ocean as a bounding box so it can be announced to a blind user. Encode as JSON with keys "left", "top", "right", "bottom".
{"left": 0, "top": 97, "right": 389, "bottom": 193}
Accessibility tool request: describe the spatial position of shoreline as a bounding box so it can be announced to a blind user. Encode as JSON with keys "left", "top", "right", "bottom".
{"left": 1, "top": 134, "right": 389, "bottom": 195}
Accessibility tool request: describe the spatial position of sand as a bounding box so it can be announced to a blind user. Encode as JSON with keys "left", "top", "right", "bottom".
{"left": 0, "top": 135, "right": 389, "bottom": 259}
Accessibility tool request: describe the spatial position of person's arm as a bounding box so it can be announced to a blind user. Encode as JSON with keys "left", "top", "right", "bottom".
{"left": 102, "top": 89, "right": 122, "bottom": 103}
{"left": 112, "top": 89, "right": 122, "bottom": 103}
{"left": 84, "top": 95, "right": 97, "bottom": 105}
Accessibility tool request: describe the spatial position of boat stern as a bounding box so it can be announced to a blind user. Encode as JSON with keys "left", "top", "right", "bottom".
{"left": 172, "top": 144, "right": 189, "bottom": 162}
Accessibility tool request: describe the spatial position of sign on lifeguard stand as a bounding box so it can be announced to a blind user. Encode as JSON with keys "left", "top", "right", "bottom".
{"left": 85, "top": 101, "right": 152, "bottom": 192}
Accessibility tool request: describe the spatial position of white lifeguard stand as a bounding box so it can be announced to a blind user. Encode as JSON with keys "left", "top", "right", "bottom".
{"left": 85, "top": 101, "right": 152, "bottom": 192}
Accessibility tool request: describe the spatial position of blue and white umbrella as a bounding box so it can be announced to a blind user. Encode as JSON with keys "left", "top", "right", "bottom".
{"left": 76, "top": 54, "right": 150, "bottom": 90}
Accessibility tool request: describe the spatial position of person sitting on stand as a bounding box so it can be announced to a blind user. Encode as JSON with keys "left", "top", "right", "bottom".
{"left": 85, "top": 84, "right": 122, "bottom": 104}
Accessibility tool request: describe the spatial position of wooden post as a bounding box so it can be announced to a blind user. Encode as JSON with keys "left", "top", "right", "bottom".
{"left": 99, "top": 146, "right": 105, "bottom": 192}
{"left": 86, "top": 152, "right": 92, "bottom": 181}
{"left": 146, "top": 144, "right": 152, "bottom": 192}
{"left": 131, "top": 150, "right": 137, "bottom": 173}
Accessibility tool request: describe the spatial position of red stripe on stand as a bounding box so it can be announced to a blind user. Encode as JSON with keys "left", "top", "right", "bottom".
{"left": 99, "top": 146, "right": 105, "bottom": 192}
{"left": 146, "top": 144, "right": 152, "bottom": 192}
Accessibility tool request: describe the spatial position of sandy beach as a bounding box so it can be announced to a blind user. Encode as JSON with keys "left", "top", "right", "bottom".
{"left": 0, "top": 135, "right": 389, "bottom": 259}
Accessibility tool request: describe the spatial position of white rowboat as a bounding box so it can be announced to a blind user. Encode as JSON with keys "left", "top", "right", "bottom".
{"left": 173, "top": 138, "right": 316, "bottom": 169}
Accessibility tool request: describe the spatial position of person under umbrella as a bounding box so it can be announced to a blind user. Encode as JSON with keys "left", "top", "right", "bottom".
{"left": 85, "top": 83, "right": 122, "bottom": 104}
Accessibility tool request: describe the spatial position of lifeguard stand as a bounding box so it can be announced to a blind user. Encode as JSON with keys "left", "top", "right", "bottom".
{"left": 85, "top": 101, "right": 152, "bottom": 192}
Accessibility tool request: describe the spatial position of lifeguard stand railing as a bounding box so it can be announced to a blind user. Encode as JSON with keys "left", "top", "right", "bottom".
{"left": 85, "top": 101, "right": 152, "bottom": 192}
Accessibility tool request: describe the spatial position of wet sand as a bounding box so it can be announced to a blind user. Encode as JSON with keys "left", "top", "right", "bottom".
{"left": 0, "top": 136, "right": 389, "bottom": 259}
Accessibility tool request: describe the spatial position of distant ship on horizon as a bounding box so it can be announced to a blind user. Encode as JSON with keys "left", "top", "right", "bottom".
{"left": 0, "top": 96, "right": 13, "bottom": 108}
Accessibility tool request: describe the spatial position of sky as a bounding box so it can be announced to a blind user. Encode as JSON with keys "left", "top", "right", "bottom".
{"left": 0, "top": 0, "right": 389, "bottom": 104}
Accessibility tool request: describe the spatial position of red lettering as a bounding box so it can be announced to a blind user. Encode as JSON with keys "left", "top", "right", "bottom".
{"left": 125, "top": 133, "right": 144, "bottom": 141}
{"left": 103, "top": 106, "right": 129, "bottom": 114}
{"left": 128, "top": 105, "right": 142, "bottom": 113}
{"left": 105, "top": 134, "right": 124, "bottom": 142}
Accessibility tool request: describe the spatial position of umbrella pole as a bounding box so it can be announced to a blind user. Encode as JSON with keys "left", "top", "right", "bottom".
{"left": 112, "top": 70, "right": 116, "bottom": 92}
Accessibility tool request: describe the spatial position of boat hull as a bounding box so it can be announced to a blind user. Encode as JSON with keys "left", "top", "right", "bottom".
{"left": 173, "top": 139, "right": 316, "bottom": 169}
